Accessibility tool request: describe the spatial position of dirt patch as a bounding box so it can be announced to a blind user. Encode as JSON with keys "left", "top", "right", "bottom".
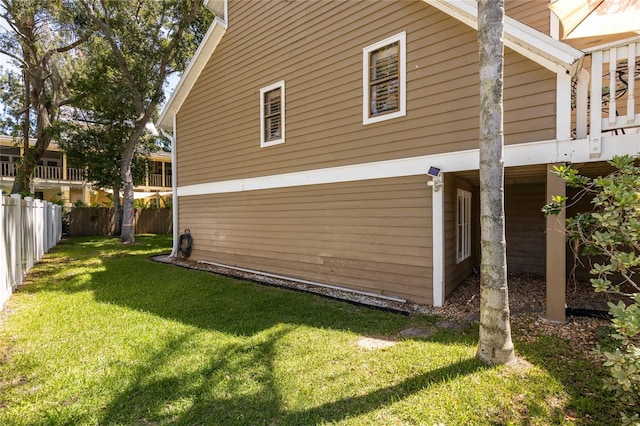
{"left": 357, "top": 337, "right": 397, "bottom": 350}
{"left": 397, "top": 326, "right": 435, "bottom": 339}
{"left": 434, "top": 274, "right": 621, "bottom": 357}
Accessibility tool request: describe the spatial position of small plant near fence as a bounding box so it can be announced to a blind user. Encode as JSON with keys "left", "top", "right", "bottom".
{"left": 543, "top": 155, "right": 640, "bottom": 425}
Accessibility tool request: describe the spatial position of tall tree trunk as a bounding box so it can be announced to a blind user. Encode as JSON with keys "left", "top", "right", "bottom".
{"left": 119, "top": 110, "right": 155, "bottom": 244}
{"left": 11, "top": 153, "right": 32, "bottom": 195}
{"left": 113, "top": 181, "right": 121, "bottom": 236}
{"left": 120, "top": 161, "right": 136, "bottom": 243}
{"left": 477, "top": 0, "right": 516, "bottom": 366}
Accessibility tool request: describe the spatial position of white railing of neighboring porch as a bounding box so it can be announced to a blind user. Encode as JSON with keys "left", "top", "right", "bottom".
{"left": 0, "top": 195, "right": 62, "bottom": 311}
{"left": 576, "top": 37, "right": 640, "bottom": 158}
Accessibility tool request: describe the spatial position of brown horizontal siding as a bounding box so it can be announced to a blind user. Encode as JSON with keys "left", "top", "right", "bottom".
{"left": 504, "top": 184, "right": 546, "bottom": 275}
{"left": 177, "top": 176, "right": 434, "bottom": 304}
{"left": 176, "top": 0, "right": 556, "bottom": 186}
{"left": 506, "top": 0, "right": 550, "bottom": 35}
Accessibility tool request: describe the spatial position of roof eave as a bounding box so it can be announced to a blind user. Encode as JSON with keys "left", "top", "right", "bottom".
{"left": 203, "top": 0, "right": 226, "bottom": 17}
{"left": 157, "top": 1, "right": 228, "bottom": 131}
{"left": 422, "top": 0, "right": 584, "bottom": 75}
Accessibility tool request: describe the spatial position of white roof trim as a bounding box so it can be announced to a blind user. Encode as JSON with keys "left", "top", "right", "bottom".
{"left": 157, "top": 8, "right": 227, "bottom": 131}
{"left": 203, "top": 0, "right": 226, "bottom": 18}
{"left": 422, "top": 0, "right": 584, "bottom": 74}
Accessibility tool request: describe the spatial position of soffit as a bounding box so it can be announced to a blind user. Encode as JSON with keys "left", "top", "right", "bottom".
{"left": 422, "top": 0, "right": 584, "bottom": 75}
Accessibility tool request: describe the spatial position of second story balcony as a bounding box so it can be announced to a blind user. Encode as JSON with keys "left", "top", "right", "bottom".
{"left": 148, "top": 173, "right": 172, "bottom": 188}
{"left": 1, "top": 162, "right": 86, "bottom": 183}
{"left": 573, "top": 37, "right": 640, "bottom": 158}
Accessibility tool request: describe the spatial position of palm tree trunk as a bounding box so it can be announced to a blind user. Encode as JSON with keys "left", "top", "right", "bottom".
{"left": 113, "top": 181, "right": 122, "bottom": 236}
{"left": 477, "top": 0, "right": 516, "bottom": 366}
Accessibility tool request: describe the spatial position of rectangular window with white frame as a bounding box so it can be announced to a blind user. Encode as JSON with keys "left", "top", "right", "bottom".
{"left": 362, "top": 32, "right": 406, "bottom": 125}
{"left": 260, "top": 80, "right": 285, "bottom": 148}
{"left": 456, "top": 188, "right": 471, "bottom": 263}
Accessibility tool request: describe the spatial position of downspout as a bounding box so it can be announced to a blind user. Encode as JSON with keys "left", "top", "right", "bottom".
{"left": 160, "top": 117, "right": 179, "bottom": 258}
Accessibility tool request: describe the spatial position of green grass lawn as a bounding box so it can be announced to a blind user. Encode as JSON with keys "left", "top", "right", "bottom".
{"left": 0, "top": 235, "right": 620, "bottom": 425}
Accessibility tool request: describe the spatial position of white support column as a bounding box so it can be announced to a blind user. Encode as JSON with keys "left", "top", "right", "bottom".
{"left": 575, "top": 69, "right": 590, "bottom": 139}
{"left": 590, "top": 50, "right": 603, "bottom": 158}
{"left": 549, "top": 0, "right": 559, "bottom": 40}
{"left": 431, "top": 174, "right": 445, "bottom": 307}
{"left": 62, "top": 155, "right": 68, "bottom": 180}
{"left": 609, "top": 47, "right": 617, "bottom": 126}
{"left": 556, "top": 69, "right": 573, "bottom": 141}
{"left": 628, "top": 43, "right": 636, "bottom": 123}
{"left": 170, "top": 114, "right": 180, "bottom": 258}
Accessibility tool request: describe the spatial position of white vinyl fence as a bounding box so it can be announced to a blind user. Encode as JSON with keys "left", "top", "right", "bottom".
{"left": 1, "top": 194, "right": 62, "bottom": 310}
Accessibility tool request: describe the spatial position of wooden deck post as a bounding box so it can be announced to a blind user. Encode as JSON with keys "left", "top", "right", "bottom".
{"left": 545, "top": 163, "right": 566, "bottom": 322}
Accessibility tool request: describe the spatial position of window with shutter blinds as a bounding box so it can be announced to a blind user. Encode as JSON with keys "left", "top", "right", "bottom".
{"left": 260, "top": 81, "right": 285, "bottom": 147}
{"left": 264, "top": 88, "right": 281, "bottom": 141}
{"left": 369, "top": 42, "right": 399, "bottom": 116}
{"left": 362, "top": 32, "right": 406, "bottom": 125}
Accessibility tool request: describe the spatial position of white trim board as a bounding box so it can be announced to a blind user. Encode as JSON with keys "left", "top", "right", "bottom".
{"left": 177, "top": 135, "right": 640, "bottom": 197}
{"left": 177, "top": 136, "right": 640, "bottom": 197}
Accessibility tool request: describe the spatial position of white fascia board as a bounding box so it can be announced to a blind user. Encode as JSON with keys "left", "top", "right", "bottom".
{"left": 421, "top": 0, "right": 584, "bottom": 75}
{"left": 157, "top": 16, "right": 227, "bottom": 131}
{"left": 583, "top": 35, "right": 640, "bottom": 53}
{"left": 203, "top": 0, "right": 227, "bottom": 18}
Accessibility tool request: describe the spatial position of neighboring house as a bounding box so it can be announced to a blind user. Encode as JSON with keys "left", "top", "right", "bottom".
{"left": 0, "top": 134, "right": 89, "bottom": 205}
{"left": 0, "top": 135, "right": 173, "bottom": 206}
{"left": 158, "top": 0, "right": 640, "bottom": 321}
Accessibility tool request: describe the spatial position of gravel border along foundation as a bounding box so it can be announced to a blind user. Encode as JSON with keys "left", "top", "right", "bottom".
{"left": 153, "top": 255, "right": 621, "bottom": 356}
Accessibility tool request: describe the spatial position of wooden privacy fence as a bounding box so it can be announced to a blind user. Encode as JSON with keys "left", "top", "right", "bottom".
{"left": 68, "top": 208, "right": 172, "bottom": 236}
{"left": 1, "top": 195, "right": 62, "bottom": 310}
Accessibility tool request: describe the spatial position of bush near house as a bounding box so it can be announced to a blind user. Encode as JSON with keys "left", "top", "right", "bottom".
{"left": 543, "top": 155, "right": 640, "bottom": 424}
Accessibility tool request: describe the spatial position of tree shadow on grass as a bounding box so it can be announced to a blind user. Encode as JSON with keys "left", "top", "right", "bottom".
{"left": 25, "top": 237, "right": 486, "bottom": 424}
{"left": 86, "top": 256, "right": 486, "bottom": 424}
{"left": 98, "top": 325, "right": 484, "bottom": 426}
{"left": 99, "top": 325, "right": 292, "bottom": 425}
{"left": 66, "top": 253, "right": 439, "bottom": 338}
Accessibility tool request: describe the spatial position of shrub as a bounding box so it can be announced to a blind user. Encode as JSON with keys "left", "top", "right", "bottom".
{"left": 542, "top": 155, "right": 640, "bottom": 425}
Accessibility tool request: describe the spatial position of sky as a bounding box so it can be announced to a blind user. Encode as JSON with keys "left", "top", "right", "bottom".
{"left": 0, "top": 16, "right": 13, "bottom": 71}
{"left": 0, "top": 13, "right": 181, "bottom": 126}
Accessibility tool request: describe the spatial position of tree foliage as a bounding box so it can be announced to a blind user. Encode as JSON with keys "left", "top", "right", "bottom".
{"left": 543, "top": 155, "right": 640, "bottom": 424}
{"left": 75, "top": 0, "right": 213, "bottom": 243}
{"left": 0, "top": 65, "right": 28, "bottom": 136}
{"left": 0, "top": 0, "right": 89, "bottom": 194}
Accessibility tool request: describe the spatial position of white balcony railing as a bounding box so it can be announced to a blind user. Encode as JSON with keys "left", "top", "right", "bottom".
{"left": 35, "top": 165, "right": 62, "bottom": 180}
{"left": 0, "top": 162, "right": 85, "bottom": 182}
{"left": 576, "top": 38, "right": 640, "bottom": 157}
{"left": 1, "top": 162, "right": 16, "bottom": 177}
{"left": 66, "top": 168, "right": 85, "bottom": 182}
{"left": 148, "top": 173, "right": 172, "bottom": 188}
